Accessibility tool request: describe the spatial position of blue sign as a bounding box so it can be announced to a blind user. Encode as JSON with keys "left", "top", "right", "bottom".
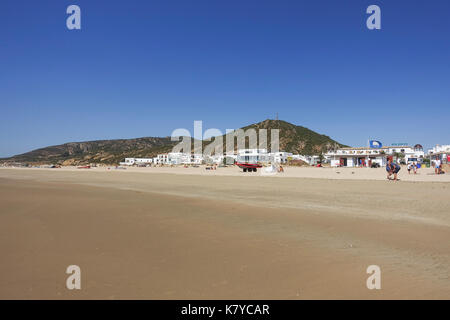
{"left": 369, "top": 140, "right": 383, "bottom": 148}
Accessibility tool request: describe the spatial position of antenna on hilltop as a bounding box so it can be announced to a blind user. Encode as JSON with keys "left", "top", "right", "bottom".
{"left": 276, "top": 112, "right": 279, "bottom": 129}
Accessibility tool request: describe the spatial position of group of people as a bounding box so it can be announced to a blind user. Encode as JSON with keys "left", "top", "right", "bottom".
{"left": 387, "top": 157, "right": 446, "bottom": 181}
{"left": 407, "top": 162, "right": 419, "bottom": 174}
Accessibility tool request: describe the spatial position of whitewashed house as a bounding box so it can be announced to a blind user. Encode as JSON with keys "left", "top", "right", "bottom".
{"left": 134, "top": 158, "right": 153, "bottom": 165}
{"left": 288, "top": 154, "right": 320, "bottom": 165}
{"left": 428, "top": 144, "right": 450, "bottom": 164}
{"left": 385, "top": 145, "right": 424, "bottom": 162}
{"left": 237, "top": 149, "right": 270, "bottom": 163}
{"left": 119, "top": 158, "right": 153, "bottom": 166}
{"left": 167, "top": 152, "right": 187, "bottom": 165}
{"left": 204, "top": 154, "right": 225, "bottom": 165}
{"left": 190, "top": 154, "right": 204, "bottom": 165}
{"left": 326, "top": 147, "right": 387, "bottom": 167}
{"left": 119, "top": 158, "right": 136, "bottom": 166}
{"left": 326, "top": 144, "right": 425, "bottom": 167}
{"left": 153, "top": 153, "right": 204, "bottom": 165}
{"left": 153, "top": 154, "right": 169, "bottom": 165}
{"left": 270, "top": 152, "right": 293, "bottom": 164}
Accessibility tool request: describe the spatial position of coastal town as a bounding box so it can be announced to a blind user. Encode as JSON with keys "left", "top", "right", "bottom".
{"left": 114, "top": 143, "right": 449, "bottom": 170}
{"left": 2, "top": 143, "right": 448, "bottom": 177}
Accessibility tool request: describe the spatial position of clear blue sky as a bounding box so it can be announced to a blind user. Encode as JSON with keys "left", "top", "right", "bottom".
{"left": 1, "top": 0, "right": 449, "bottom": 157}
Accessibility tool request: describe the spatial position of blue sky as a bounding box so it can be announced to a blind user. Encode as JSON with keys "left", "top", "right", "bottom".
{"left": 1, "top": 0, "right": 449, "bottom": 157}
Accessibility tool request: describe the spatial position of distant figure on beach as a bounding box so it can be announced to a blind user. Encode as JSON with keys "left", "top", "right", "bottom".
{"left": 413, "top": 162, "right": 418, "bottom": 174}
{"left": 407, "top": 163, "right": 412, "bottom": 174}
{"left": 435, "top": 158, "right": 441, "bottom": 174}
{"left": 386, "top": 158, "right": 401, "bottom": 181}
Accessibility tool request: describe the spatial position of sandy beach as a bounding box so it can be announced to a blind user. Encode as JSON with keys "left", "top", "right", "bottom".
{"left": 0, "top": 166, "right": 449, "bottom": 299}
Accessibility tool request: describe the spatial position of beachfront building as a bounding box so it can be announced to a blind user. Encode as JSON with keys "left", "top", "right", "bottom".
{"left": 326, "top": 147, "right": 387, "bottom": 167}
{"left": 167, "top": 152, "right": 190, "bottom": 165}
{"left": 237, "top": 149, "right": 270, "bottom": 163}
{"left": 428, "top": 144, "right": 450, "bottom": 165}
{"left": 204, "top": 153, "right": 230, "bottom": 165}
{"left": 225, "top": 152, "right": 238, "bottom": 162}
{"left": 153, "top": 154, "right": 169, "bottom": 165}
{"left": 270, "top": 152, "right": 293, "bottom": 164}
{"left": 190, "top": 154, "right": 204, "bottom": 165}
{"left": 288, "top": 154, "right": 320, "bottom": 165}
{"left": 307, "top": 155, "right": 322, "bottom": 165}
{"left": 208, "top": 152, "right": 238, "bottom": 165}
{"left": 326, "top": 144, "right": 425, "bottom": 167}
{"left": 153, "top": 153, "right": 204, "bottom": 165}
{"left": 209, "top": 154, "right": 224, "bottom": 165}
{"left": 119, "top": 158, "right": 136, "bottom": 166}
{"left": 134, "top": 158, "right": 153, "bottom": 165}
{"left": 384, "top": 144, "right": 425, "bottom": 163}
{"left": 119, "top": 158, "right": 153, "bottom": 166}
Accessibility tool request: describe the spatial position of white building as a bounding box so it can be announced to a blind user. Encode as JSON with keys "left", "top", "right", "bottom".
{"left": 119, "top": 158, "right": 152, "bottom": 166}
{"left": 153, "top": 153, "right": 204, "bottom": 165}
{"left": 270, "top": 152, "right": 293, "bottom": 164}
{"left": 134, "top": 158, "right": 153, "bottom": 165}
{"left": 167, "top": 152, "right": 189, "bottom": 165}
{"left": 190, "top": 154, "right": 204, "bottom": 165}
{"left": 384, "top": 144, "right": 424, "bottom": 163}
{"left": 326, "top": 148, "right": 387, "bottom": 167}
{"left": 326, "top": 144, "right": 425, "bottom": 167}
{"left": 153, "top": 154, "right": 169, "bottom": 165}
{"left": 237, "top": 149, "right": 270, "bottom": 164}
{"left": 205, "top": 154, "right": 224, "bottom": 165}
{"left": 289, "top": 154, "right": 318, "bottom": 165}
{"left": 119, "top": 158, "right": 136, "bottom": 166}
{"left": 428, "top": 144, "right": 450, "bottom": 164}
{"left": 204, "top": 152, "right": 236, "bottom": 165}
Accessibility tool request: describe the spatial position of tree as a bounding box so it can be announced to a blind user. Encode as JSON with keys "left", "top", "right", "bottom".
{"left": 393, "top": 152, "right": 405, "bottom": 164}
{"left": 318, "top": 153, "right": 324, "bottom": 164}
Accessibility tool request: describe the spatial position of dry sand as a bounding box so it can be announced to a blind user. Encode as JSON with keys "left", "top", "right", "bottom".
{"left": 0, "top": 167, "right": 449, "bottom": 299}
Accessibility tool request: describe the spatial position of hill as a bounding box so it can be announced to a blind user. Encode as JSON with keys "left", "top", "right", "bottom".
{"left": 1, "top": 119, "right": 347, "bottom": 165}
{"left": 238, "top": 119, "right": 346, "bottom": 155}
{"left": 2, "top": 137, "right": 178, "bottom": 166}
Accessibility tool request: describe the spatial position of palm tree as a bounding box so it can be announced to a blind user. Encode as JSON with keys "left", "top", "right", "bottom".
{"left": 318, "top": 153, "right": 324, "bottom": 164}
{"left": 393, "top": 152, "right": 405, "bottom": 164}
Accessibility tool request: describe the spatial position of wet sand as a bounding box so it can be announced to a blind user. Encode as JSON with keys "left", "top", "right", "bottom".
{"left": 0, "top": 168, "right": 449, "bottom": 299}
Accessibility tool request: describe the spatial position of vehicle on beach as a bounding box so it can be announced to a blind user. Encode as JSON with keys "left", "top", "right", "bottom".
{"left": 406, "top": 157, "right": 421, "bottom": 164}
{"left": 236, "top": 162, "right": 262, "bottom": 172}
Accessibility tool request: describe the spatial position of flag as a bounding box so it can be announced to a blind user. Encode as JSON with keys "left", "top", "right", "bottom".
{"left": 369, "top": 140, "right": 383, "bottom": 148}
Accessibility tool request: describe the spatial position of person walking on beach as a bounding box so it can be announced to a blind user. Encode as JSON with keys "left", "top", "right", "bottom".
{"left": 386, "top": 158, "right": 401, "bottom": 181}
{"left": 407, "top": 162, "right": 412, "bottom": 174}
{"left": 413, "top": 162, "right": 418, "bottom": 174}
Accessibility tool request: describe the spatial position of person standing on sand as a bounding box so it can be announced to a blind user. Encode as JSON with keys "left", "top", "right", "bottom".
{"left": 407, "top": 162, "right": 412, "bottom": 174}
{"left": 435, "top": 158, "right": 441, "bottom": 174}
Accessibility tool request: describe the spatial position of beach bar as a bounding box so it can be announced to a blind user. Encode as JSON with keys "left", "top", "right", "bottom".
{"left": 327, "top": 147, "right": 387, "bottom": 167}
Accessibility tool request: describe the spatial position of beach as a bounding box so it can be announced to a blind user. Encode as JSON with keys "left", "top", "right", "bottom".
{"left": 0, "top": 166, "right": 449, "bottom": 299}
